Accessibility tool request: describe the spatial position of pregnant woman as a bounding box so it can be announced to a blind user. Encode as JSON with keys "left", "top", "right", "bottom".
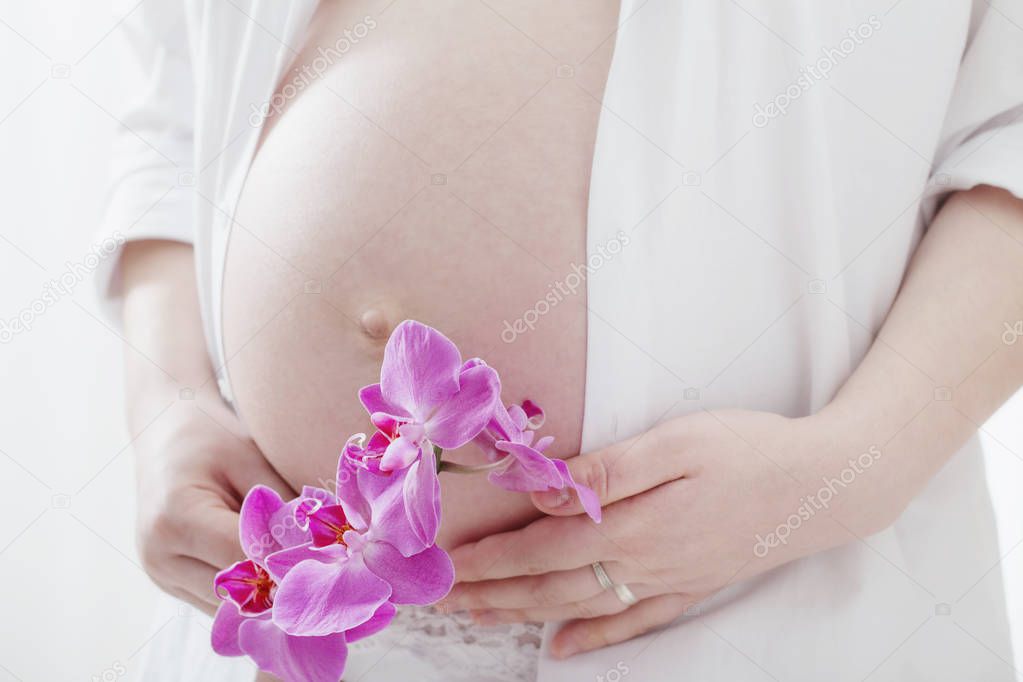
{"left": 103, "top": 1, "right": 1023, "bottom": 680}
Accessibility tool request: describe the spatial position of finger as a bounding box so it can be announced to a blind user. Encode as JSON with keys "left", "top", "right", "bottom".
{"left": 226, "top": 445, "right": 297, "bottom": 502}
{"left": 451, "top": 514, "right": 616, "bottom": 582}
{"left": 181, "top": 505, "right": 247, "bottom": 569}
{"left": 442, "top": 562, "right": 630, "bottom": 611}
{"left": 531, "top": 426, "right": 687, "bottom": 516}
{"left": 471, "top": 583, "right": 662, "bottom": 624}
{"left": 551, "top": 593, "right": 691, "bottom": 658}
{"left": 188, "top": 407, "right": 297, "bottom": 503}
{"left": 166, "top": 584, "right": 217, "bottom": 618}
{"left": 169, "top": 555, "right": 222, "bottom": 611}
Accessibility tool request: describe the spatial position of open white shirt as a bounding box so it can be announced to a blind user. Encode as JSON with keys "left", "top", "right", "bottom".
{"left": 98, "top": 1, "right": 1023, "bottom": 680}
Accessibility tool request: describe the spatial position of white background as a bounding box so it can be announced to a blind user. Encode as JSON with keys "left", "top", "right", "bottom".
{"left": 2, "top": 3, "right": 161, "bottom": 681}
{"left": 2, "top": 3, "right": 1023, "bottom": 681}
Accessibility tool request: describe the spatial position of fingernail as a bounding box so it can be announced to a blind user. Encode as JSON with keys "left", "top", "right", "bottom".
{"left": 552, "top": 633, "right": 581, "bottom": 659}
{"left": 435, "top": 598, "right": 459, "bottom": 614}
{"left": 534, "top": 487, "right": 572, "bottom": 510}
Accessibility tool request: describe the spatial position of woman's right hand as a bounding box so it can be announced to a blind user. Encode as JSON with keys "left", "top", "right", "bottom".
{"left": 119, "top": 240, "right": 294, "bottom": 614}
{"left": 132, "top": 386, "right": 295, "bottom": 615}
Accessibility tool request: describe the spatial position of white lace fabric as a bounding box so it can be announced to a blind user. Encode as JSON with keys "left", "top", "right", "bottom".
{"left": 344, "top": 607, "right": 542, "bottom": 682}
{"left": 137, "top": 595, "right": 541, "bottom": 682}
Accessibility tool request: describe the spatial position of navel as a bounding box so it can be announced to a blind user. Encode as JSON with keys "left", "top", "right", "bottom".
{"left": 359, "top": 307, "right": 392, "bottom": 340}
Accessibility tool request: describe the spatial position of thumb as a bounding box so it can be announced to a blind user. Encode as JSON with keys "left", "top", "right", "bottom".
{"left": 530, "top": 426, "right": 687, "bottom": 515}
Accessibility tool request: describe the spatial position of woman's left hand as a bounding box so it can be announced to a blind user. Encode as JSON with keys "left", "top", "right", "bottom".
{"left": 442, "top": 409, "right": 860, "bottom": 658}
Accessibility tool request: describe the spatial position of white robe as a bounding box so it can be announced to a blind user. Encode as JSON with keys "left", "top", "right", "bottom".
{"left": 97, "top": 1, "right": 1023, "bottom": 679}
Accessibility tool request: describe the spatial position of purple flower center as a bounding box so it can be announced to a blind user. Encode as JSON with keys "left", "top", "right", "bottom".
{"left": 245, "top": 566, "right": 276, "bottom": 613}
{"left": 215, "top": 559, "right": 277, "bottom": 615}
{"left": 308, "top": 505, "right": 355, "bottom": 548}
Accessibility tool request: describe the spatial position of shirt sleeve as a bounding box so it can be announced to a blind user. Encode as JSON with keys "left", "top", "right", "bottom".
{"left": 922, "top": 1, "right": 1023, "bottom": 223}
{"left": 93, "top": 0, "right": 195, "bottom": 323}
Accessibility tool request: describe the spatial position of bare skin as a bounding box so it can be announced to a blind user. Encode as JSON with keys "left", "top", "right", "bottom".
{"left": 119, "top": 0, "right": 1023, "bottom": 674}
{"left": 123, "top": 241, "right": 296, "bottom": 616}
{"left": 445, "top": 186, "right": 1023, "bottom": 656}
{"left": 128, "top": 188, "right": 1023, "bottom": 676}
{"left": 222, "top": 0, "right": 620, "bottom": 550}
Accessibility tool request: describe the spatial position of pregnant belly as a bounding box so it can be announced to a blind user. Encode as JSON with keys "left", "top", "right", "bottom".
{"left": 222, "top": 0, "right": 617, "bottom": 549}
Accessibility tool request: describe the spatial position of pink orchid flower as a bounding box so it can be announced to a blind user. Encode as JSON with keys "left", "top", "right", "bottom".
{"left": 269, "top": 441, "right": 454, "bottom": 637}
{"left": 358, "top": 320, "right": 500, "bottom": 547}
{"left": 212, "top": 599, "right": 392, "bottom": 682}
{"left": 337, "top": 432, "right": 440, "bottom": 556}
{"left": 211, "top": 486, "right": 394, "bottom": 682}
{"left": 474, "top": 400, "right": 602, "bottom": 523}
{"left": 208, "top": 319, "right": 606, "bottom": 680}
{"left": 359, "top": 320, "right": 501, "bottom": 471}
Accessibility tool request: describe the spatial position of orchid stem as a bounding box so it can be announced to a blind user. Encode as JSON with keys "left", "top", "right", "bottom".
{"left": 433, "top": 444, "right": 444, "bottom": 473}
{"left": 437, "top": 455, "right": 513, "bottom": 475}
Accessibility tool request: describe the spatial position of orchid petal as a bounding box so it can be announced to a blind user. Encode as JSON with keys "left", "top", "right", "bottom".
{"left": 238, "top": 618, "right": 348, "bottom": 682}
{"left": 264, "top": 542, "right": 345, "bottom": 584}
{"left": 365, "top": 430, "right": 391, "bottom": 454}
{"left": 553, "top": 458, "right": 603, "bottom": 523}
{"left": 471, "top": 426, "right": 501, "bottom": 461}
{"left": 488, "top": 441, "right": 563, "bottom": 493}
{"left": 380, "top": 320, "right": 462, "bottom": 419}
{"left": 211, "top": 601, "right": 246, "bottom": 657}
{"left": 489, "top": 403, "right": 519, "bottom": 442}
{"left": 307, "top": 504, "right": 352, "bottom": 548}
{"left": 300, "top": 486, "right": 335, "bottom": 505}
{"left": 358, "top": 383, "right": 409, "bottom": 420}
{"left": 520, "top": 399, "right": 545, "bottom": 429}
{"left": 425, "top": 364, "right": 501, "bottom": 449}
{"left": 398, "top": 422, "right": 425, "bottom": 443}
{"left": 508, "top": 403, "right": 528, "bottom": 431}
{"left": 380, "top": 434, "right": 421, "bottom": 471}
{"left": 402, "top": 449, "right": 441, "bottom": 548}
{"left": 239, "top": 485, "right": 285, "bottom": 564}
{"left": 337, "top": 444, "right": 371, "bottom": 531}
{"left": 273, "top": 553, "right": 392, "bottom": 636}
{"left": 268, "top": 496, "right": 320, "bottom": 547}
{"left": 214, "top": 560, "right": 274, "bottom": 615}
{"left": 370, "top": 412, "right": 406, "bottom": 440}
{"left": 358, "top": 465, "right": 430, "bottom": 557}
{"left": 363, "top": 541, "right": 454, "bottom": 605}
{"left": 534, "top": 435, "right": 555, "bottom": 453}
{"left": 471, "top": 401, "right": 519, "bottom": 460}
{"left": 345, "top": 602, "right": 396, "bottom": 643}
